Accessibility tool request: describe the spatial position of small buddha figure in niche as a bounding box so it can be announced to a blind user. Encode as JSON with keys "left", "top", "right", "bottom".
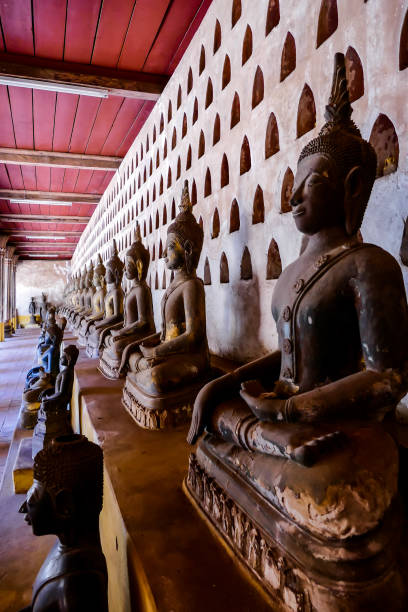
{"left": 123, "top": 181, "right": 211, "bottom": 429}
{"left": 72, "top": 262, "right": 94, "bottom": 330}
{"left": 77, "top": 256, "right": 106, "bottom": 347}
{"left": 85, "top": 240, "right": 124, "bottom": 358}
{"left": 19, "top": 434, "right": 108, "bottom": 612}
{"left": 186, "top": 55, "right": 408, "bottom": 610}
{"left": 32, "top": 344, "right": 79, "bottom": 458}
{"left": 99, "top": 224, "right": 155, "bottom": 379}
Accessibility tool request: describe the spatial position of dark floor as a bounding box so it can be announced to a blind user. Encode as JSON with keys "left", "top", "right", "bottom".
{"left": 0, "top": 328, "right": 38, "bottom": 486}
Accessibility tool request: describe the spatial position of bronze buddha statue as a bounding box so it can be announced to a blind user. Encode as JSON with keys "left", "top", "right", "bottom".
{"left": 85, "top": 240, "right": 124, "bottom": 358}
{"left": 122, "top": 181, "right": 212, "bottom": 429}
{"left": 32, "top": 344, "right": 79, "bottom": 458}
{"left": 68, "top": 269, "right": 86, "bottom": 326}
{"left": 72, "top": 263, "right": 95, "bottom": 331}
{"left": 186, "top": 55, "right": 408, "bottom": 610}
{"left": 19, "top": 434, "right": 108, "bottom": 612}
{"left": 21, "top": 367, "right": 53, "bottom": 429}
{"left": 99, "top": 224, "right": 156, "bottom": 379}
{"left": 77, "top": 256, "right": 106, "bottom": 347}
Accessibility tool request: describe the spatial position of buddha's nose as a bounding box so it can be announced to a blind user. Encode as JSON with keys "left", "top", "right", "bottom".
{"left": 19, "top": 500, "right": 28, "bottom": 514}
{"left": 290, "top": 184, "right": 303, "bottom": 208}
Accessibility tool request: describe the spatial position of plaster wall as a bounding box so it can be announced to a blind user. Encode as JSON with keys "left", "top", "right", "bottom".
{"left": 71, "top": 0, "right": 408, "bottom": 362}
{"left": 16, "top": 260, "right": 70, "bottom": 317}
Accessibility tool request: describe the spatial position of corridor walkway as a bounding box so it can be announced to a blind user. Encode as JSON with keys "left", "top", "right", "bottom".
{"left": 0, "top": 328, "right": 38, "bottom": 486}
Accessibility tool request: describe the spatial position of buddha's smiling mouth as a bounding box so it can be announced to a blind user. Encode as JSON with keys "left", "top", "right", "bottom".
{"left": 292, "top": 207, "right": 305, "bottom": 217}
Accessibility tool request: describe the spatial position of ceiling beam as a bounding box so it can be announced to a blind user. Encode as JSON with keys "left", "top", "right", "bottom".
{"left": 0, "top": 148, "right": 121, "bottom": 170}
{"left": 0, "top": 189, "right": 100, "bottom": 203}
{"left": 0, "top": 214, "right": 90, "bottom": 223}
{"left": 0, "top": 53, "right": 168, "bottom": 101}
{"left": 13, "top": 242, "right": 78, "bottom": 248}
{"left": 8, "top": 229, "right": 82, "bottom": 237}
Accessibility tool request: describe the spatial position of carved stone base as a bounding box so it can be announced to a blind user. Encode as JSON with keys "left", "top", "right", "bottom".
{"left": 122, "top": 378, "right": 193, "bottom": 430}
{"left": 185, "top": 441, "right": 405, "bottom": 612}
{"left": 98, "top": 352, "right": 122, "bottom": 380}
{"left": 86, "top": 342, "right": 100, "bottom": 358}
{"left": 76, "top": 331, "right": 88, "bottom": 347}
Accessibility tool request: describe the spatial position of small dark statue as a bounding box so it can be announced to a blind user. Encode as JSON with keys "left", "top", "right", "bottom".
{"left": 99, "top": 224, "right": 156, "bottom": 379}
{"left": 32, "top": 345, "right": 79, "bottom": 459}
{"left": 19, "top": 434, "right": 108, "bottom": 612}
{"left": 28, "top": 297, "right": 37, "bottom": 325}
{"left": 186, "top": 55, "right": 408, "bottom": 610}
{"left": 122, "top": 181, "right": 211, "bottom": 429}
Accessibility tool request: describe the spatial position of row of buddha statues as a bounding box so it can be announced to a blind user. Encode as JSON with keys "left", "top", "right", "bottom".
{"left": 20, "top": 54, "right": 408, "bottom": 611}
{"left": 18, "top": 304, "right": 109, "bottom": 610}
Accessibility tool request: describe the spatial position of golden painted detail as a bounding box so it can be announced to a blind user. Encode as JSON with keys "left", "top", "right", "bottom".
{"left": 122, "top": 383, "right": 192, "bottom": 430}
{"left": 165, "top": 321, "right": 186, "bottom": 341}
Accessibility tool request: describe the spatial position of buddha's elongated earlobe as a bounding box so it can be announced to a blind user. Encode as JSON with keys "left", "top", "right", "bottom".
{"left": 344, "top": 165, "right": 364, "bottom": 236}
{"left": 184, "top": 240, "right": 193, "bottom": 275}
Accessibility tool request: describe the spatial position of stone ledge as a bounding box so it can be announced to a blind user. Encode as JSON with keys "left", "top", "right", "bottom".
{"left": 72, "top": 358, "right": 270, "bottom": 612}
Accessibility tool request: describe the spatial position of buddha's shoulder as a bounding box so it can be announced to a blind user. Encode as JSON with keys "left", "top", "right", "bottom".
{"left": 352, "top": 243, "right": 401, "bottom": 273}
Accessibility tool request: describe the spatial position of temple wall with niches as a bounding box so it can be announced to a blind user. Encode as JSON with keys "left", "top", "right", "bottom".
{"left": 71, "top": 0, "right": 408, "bottom": 363}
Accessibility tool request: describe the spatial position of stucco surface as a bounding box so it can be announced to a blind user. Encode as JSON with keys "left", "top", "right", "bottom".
{"left": 16, "top": 261, "right": 70, "bottom": 316}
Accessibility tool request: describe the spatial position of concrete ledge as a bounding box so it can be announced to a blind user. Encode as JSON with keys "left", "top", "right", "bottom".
{"left": 72, "top": 358, "right": 270, "bottom": 612}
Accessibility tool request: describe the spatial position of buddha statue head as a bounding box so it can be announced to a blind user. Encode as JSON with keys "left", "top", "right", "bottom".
{"left": 60, "top": 344, "right": 79, "bottom": 371}
{"left": 105, "top": 239, "right": 124, "bottom": 287}
{"left": 79, "top": 268, "right": 87, "bottom": 291}
{"left": 166, "top": 180, "right": 204, "bottom": 275}
{"left": 292, "top": 53, "right": 377, "bottom": 238}
{"left": 94, "top": 254, "right": 106, "bottom": 290}
{"left": 125, "top": 224, "right": 150, "bottom": 282}
{"left": 20, "top": 434, "right": 103, "bottom": 537}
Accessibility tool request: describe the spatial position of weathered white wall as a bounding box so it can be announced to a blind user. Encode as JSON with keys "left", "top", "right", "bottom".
{"left": 71, "top": 0, "right": 408, "bottom": 362}
{"left": 16, "top": 261, "right": 70, "bottom": 316}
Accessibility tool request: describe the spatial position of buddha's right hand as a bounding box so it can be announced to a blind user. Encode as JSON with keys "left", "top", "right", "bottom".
{"left": 187, "top": 372, "right": 238, "bottom": 445}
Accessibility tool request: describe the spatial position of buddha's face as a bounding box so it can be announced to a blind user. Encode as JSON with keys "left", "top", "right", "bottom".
{"left": 19, "top": 480, "right": 57, "bottom": 536}
{"left": 165, "top": 233, "right": 185, "bottom": 270}
{"left": 125, "top": 255, "right": 137, "bottom": 280}
{"left": 105, "top": 267, "right": 115, "bottom": 285}
{"left": 291, "top": 154, "right": 345, "bottom": 235}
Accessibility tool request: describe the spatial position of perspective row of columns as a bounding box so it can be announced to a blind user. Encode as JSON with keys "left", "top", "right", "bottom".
{"left": 0, "top": 235, "right": 18, "bottom": 342}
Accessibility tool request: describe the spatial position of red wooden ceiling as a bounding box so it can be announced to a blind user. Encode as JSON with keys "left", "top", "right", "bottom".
{"left": 0, "top": 0, "right": 213, "bottom": 260}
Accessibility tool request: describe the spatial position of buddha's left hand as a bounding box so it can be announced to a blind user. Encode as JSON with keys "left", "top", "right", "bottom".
{"left": 240, "top": 380, "right": 287, "bottom": 422}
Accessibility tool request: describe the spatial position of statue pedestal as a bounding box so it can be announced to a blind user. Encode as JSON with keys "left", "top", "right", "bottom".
{"left": 98, "top": 350, "right": 123, "bottom": 379}
{"left": 185, "top": 433, "right": 405, "bottom": 611}
{"left": 13, "top": 438, "right": 33, "bottom": 494}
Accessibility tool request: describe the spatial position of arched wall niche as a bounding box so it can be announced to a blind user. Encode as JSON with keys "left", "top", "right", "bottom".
{"left": 204, "top": 168, "right": 212, "bottom": 197}
{"left": 252, "top": 186, "right": 265, "bottom": 224}
{"left": 203, "top": 257, "right": 212, "bottom": 285}
{"left": 345, "top": 47, "right": 364, "bottom": 102}
{"left": 220, "top": 252, "right": 229, "bottom": 283}
{"left": 229, "top": 199, "right": 240, "bottom": 233}
{"left": 316, "top": 0, "right": 338, "bottom": 48}
{"left": 252, "top": 66, "right": 264, "bottom": 108}
{"left": 162, "top": 269, "right": 167, "bottom": 289}
{"left": 213, "top": 114, "right": 221, "bottom": 144}
{"left": 198, "top": 131, "right": 205, "bottom": 158}
{"left": 231, "top": 92, "right": 240, "bottom": 128}
{"left": 212, "top": 208, "right": 220, "bottom": 239}
{"left": 231, "top": 0, "right": 242, "bottom": 28}
{"left": 205, "top": 78, "right": 214, "bottom": 108}
{"left": 199, "top": 45, "right": 206, "bottom": 74}
{"left": 369, "top": 114, "right": 399, "bottom": 178}
{"left": 240, "top": 247, "right": 253, "bottom": 280}
{"left": 187, "top": 67, "right": 193, "bottom": 94}
{"left": 222, "top": 55, "right": 231, "bottom": 89}
{"left": 400, "top": 10, "right": 408, "bottom": 70}
{"left": 280, "top": 32, "right": 296, "bottom": 82}
{"left": 177, "top": 85, "right": 182, "bottom": 109}
{"left": 242, "top": 26, "right": 253, "bottom": 65}
{"left": 214, "top": 19, "right": 221, "bottom": 54}
{"left": 297, "top": 84, "right": 316, "bottom": 138}
{"left": 240, "top": 136, "right": 251, "bottom": 175}
{"left": 221, "top": 154, "right": 229, "bottom": 187}
{"left": 266, "top": 0, "right": 280, "bottom": 36}
{"left": 281, "top": 167, "right": 294, "bottom": 213}
{"left": 192, "top": 98, "right": 199, "bottom": 124}
{"left": 186, "top": 145, "right": 192, "bottom": 170}
{"left": 191, "top": 180, "right": 197, "bottom": 205}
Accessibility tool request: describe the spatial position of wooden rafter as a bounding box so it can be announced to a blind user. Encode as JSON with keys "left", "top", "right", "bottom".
{"left": 8, "top": 229, "right": 82, "bottom": 236}
{"left": 0, "top": 190, "right": 100, "bottom": 203}
{"left": 0, "top": 214, "right": 91, "bottom": 223}
{"left": 0, "top": 53, "right": 168, "bottom": 101}
{"left": 0, "top": 148, "right": 121, "bottom": 170}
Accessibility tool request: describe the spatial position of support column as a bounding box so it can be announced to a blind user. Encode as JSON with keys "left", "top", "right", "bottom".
{"left": 11, "top": 254, "right": 18, "bottom": 331}
{"left": 4, "top": 245, "right": 15, "bottom": 338}
{"left": 0, "top": 234, "right": 9, "bottom": 342}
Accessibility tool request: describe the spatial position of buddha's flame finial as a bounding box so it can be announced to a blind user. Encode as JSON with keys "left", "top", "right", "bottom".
{"left": 134, "top": 222, "right": 141, "bottom": 243}
{"left": 112, "top": 238, "right": 118, "bottom": 256}
{"left": 324, "top": 53, "right": 352, "bottom": 125}
{"left": 179, "top": 180, "right": 192, "bottom": 214}
{"left": 97, "top": 253, "right": 103, "bottom": 265}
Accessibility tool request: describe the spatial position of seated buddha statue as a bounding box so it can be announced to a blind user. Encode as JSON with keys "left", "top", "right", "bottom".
{"left": 77, "top": 256, "right": 106, "bottom": 347}
{"left": 68, "top": 269, "right": 86, "bottom": 326}
{"left": 186, "top": 55, "right": 408, "bottom": 611}
{"left": 19, "top": 434, "right": 108, "bottom": 612}
{"left": 73, "top": 263, "right": 95, "bottom": 331}
{"left": 122, "top": 181, "right": 212, "bottom": 430}
{"left": 32, "top": 344, "right": 79, "bottom": 458}
{"left": 99, "top": 224, "right": 156, "bottom": 379}
{"left": 85, "top": 240, "right": 124, "bottom": 358}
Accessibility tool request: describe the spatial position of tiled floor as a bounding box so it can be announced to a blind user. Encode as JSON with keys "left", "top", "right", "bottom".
{"left": 0, "top": 329, "right": 38, "bottom": 485}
